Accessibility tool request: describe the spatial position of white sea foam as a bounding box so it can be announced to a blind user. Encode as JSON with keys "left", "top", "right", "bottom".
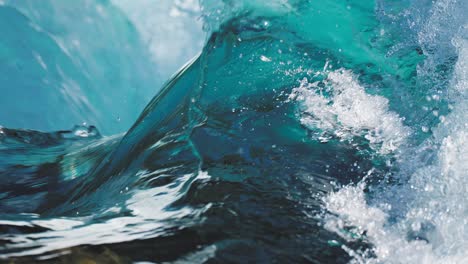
{"left": 290, "top": 70, "right": 410, "bottom": 155}
{"left": 2, "top": 171, "right": 212, "bottom": 258}
{"left": 322, "top": 10, "right": 468, "bottom": 263}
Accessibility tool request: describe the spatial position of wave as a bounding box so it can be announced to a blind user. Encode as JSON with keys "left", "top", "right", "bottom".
{"left": 0, "top": 0, "right": 466, "bottom": 263}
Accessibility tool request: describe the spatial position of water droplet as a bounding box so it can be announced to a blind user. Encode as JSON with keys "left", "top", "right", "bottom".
{"left": 260, "top": 55, "right": 272, "bottom": 62}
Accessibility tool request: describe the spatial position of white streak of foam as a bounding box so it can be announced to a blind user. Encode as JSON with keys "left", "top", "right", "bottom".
{"left": 3, "top": 171, "right": 212, "bottom": 258}
{"left": 291, "top": 70, "right": 410, "bottom": 155}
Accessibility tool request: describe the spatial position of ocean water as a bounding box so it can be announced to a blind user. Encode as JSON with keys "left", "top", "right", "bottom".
{"left": 0, "top": 0, "right": 466, "bottom": 263}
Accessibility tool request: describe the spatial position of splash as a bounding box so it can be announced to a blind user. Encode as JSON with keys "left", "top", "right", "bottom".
{"left": 290, "top": 70, "right": 410, "bottom": 154}
{"left": 322, "top": 1, "right": 468, "bottom": 262}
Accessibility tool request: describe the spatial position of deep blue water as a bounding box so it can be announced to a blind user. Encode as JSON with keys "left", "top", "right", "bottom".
{"left": 0, "top": 0, "right": 467, "bottom": 263}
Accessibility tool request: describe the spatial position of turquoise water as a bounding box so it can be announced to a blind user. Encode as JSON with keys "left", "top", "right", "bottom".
{"left": 0, "top": 0, "right": 466, "bottom": 263}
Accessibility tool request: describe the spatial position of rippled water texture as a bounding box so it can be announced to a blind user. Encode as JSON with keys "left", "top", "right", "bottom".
{"left": 0, "top": 0, "right": 466, "bottom": 263}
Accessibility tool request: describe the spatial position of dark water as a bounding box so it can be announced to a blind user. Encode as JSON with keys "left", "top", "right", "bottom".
{"left": 0, "top": 0, "right": 466, "bottom": 263}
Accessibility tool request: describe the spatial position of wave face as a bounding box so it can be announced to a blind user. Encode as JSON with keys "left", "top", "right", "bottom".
{"left": 0, "top": 0, "right": 466, "bottom": 263}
